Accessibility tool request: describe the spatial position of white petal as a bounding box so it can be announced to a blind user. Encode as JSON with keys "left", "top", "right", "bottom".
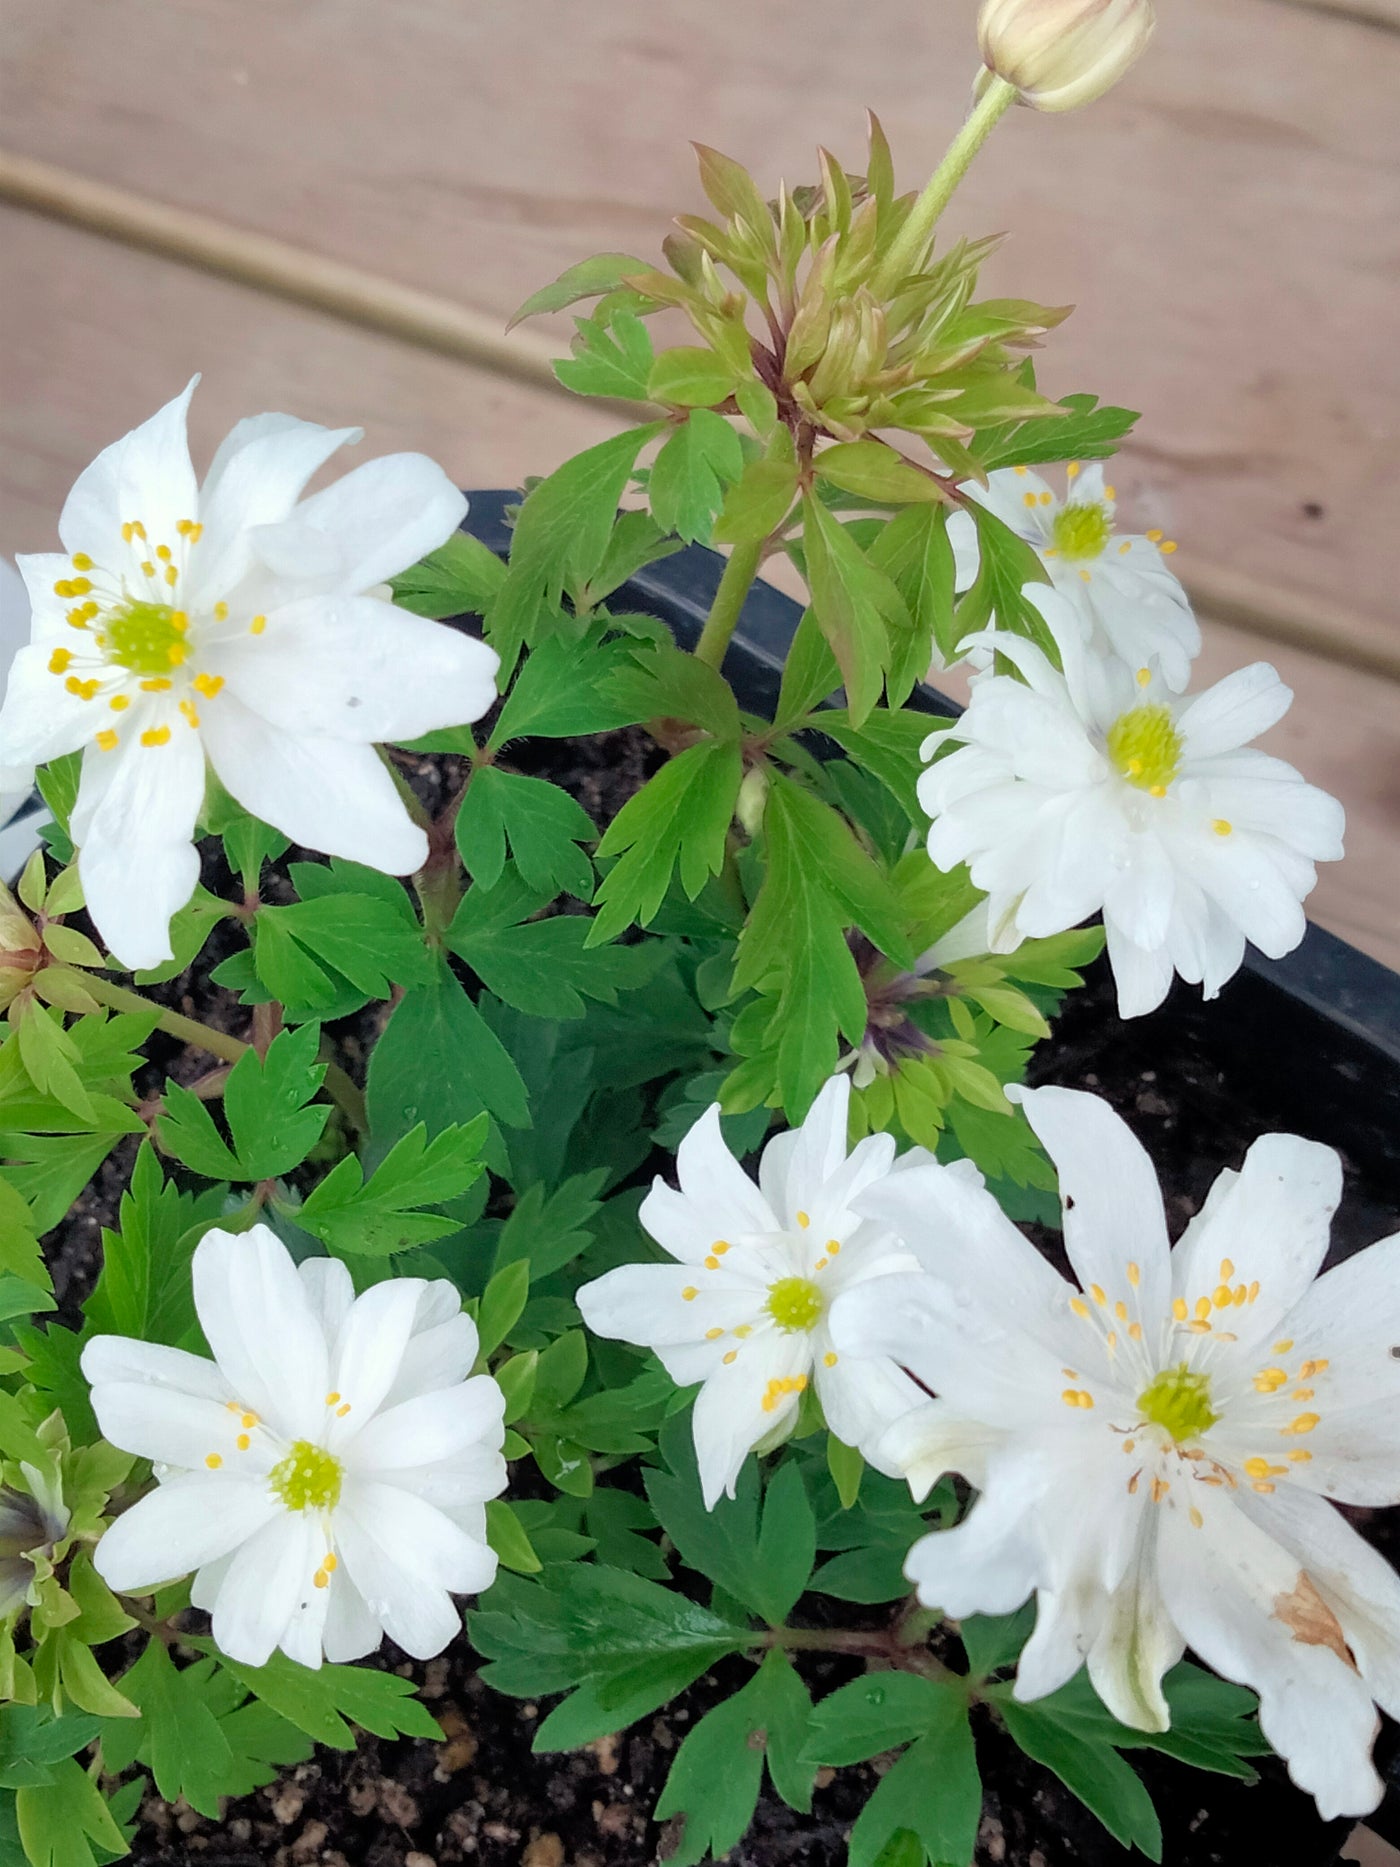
{"left": 296, "top": 1257, "right": 356, "bottom": 1359}
{"left": 0, "top": 644, "right": 94, "bottom": 767}
{"left": 192, "top": 1224, "right": 331, "bottom": 1441}
{"left": 192, "top": 413, "right": 363, "bottom": 604}
{"left": 1103, "top": 918, "right": 1175, "bottom": 1018}
{"left": 207, "top": 596, "right": 498, "bottom": 743}
{"left": 1167, "top": 1133, "right": 1341, "bottom": 1352}
{"left": 59, "top": 379, "right": 200, "bottom": 565}
{"left": 250, "top": 453, "right": 468, "bottom": 594}
{"left": 1158, "top": 1483, "right": 1383, "bottom": 1819}
{"left": 758, "top": 1074, "right": 849, "bottom": 1224}
{"left": 691, "top": 1333, "right": 810, "bottom": 1508}
{"left": 576, "top": 1262, "right": 763, "bottom": 1348}
{"left": 379, "top": 1282, "right": 480, "bottom": 1407}
{"left": 873, "top": 1400, "right": 1009, "bottom": 1494}
{"left": 80, "top": 1336, "right": 230, "bottom": 1403}
{"left": 335, "top": 1480, "right": 493, "bottom": 1657}
{"left": 210, "top": 1510, "right": 322, "bottom": 1668}
{"left": 1010, "top": 1086, "right": 1172, "bottom": 1326}
{"left": 94, "top": 1472, "right": 276, "bottom": 1593}
{"left": 1175, "top": 663, "right": 1292, "bottom": 761}
{"left": 321, "top": 1563, "right": 383, "bottom": 1663}
{"left": 813, "top": 1338, "right": 924, "bottom": 1464}
{"left": 1083, "top": 1514, "right": 1182, "bottom": 1731}
{"left": 346, "top": 1376, "right": 505, "bottom": 1475}
{"left": 200, "top": 692, "right": 428, "bottom": 875}
{"left": 904, "top": 1449, "right": 1046, "bottom": 1617}
{"left": 327, "top": 1278, "right": 431, "bottom": 1448}
{"left": 87, "top": 1382, "right": 276, "bottom": 1475}
{"left": 676, "top": 1104, "right": 780, "bottom": 1236}
{"left": 72, "top": 727, "right": 206, "bottom": 969}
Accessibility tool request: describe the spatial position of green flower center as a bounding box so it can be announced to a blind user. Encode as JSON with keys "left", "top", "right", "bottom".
{"left": 269, "top": 1440, "right": 342, "bottom": 1513}
{"left": 1051, "top": 501, "right": 1112, "bottom": 561}
{"left": 1137, "top": 1364, "right": 1218, "bottom": 1444}
{"left": 106, "top": 600, "right": 190, "bottom": 674}
{"left": 1106, "top": 704, "right": 1183, "bottom": 795}
{"left": 765, "top": 1276, "right": 825, "bottom": 1334}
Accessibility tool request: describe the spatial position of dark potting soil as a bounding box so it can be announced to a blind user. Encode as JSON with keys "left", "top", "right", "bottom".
{"left": 38, "top": 725, "right": 1399, "bottom": 1867}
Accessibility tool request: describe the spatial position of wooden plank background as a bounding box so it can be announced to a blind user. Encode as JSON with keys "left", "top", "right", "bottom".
{"left": 0, "top": 0, "right": 1396, "bottom": 967}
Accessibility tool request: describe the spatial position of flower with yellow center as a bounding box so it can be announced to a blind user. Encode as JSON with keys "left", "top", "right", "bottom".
{"left": 0, "top": 379, "right": 499, "bottom": 970}
{"left": 81, "top": 1223, "right": 507, "bottom": 1669}
{"left": 576, "top": 1075, "right": 931, "bottom": 1508}
{"left": 831, "top": 1085, "right": 1400, "bottom": 1824}
{"left": 945, "top": 461, "right": 1200, "bottom": 689}
{"left": 920, "top": 584, "right": 1344, "bottom": 1018}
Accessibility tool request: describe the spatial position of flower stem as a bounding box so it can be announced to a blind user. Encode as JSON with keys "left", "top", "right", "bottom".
{"left": 78, "top": 969, "right": 249, "bottom": 1065}
{"left": 693, "top": 540, "right": 765, "bottom": 671}
{"left": 873, "top": 76, "right": 1018, "bottom": 295}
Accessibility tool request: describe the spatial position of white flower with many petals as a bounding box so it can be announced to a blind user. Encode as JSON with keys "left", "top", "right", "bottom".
{"left": 947, "top": 462, "right": 1200, "bottom": 689}
{"left": 0, "top": 380, "right": 499, "bottom": 969}
{"left": 82, "top": 1224, "right": 506, "bottom": 1668}
{"left": 831, "top": 1085, "right": 1400, "bottom": 1820}
{"left": 576, "top": 1076, "right": 928, "bottom": 1507}
{"left": 919, "top": 585, "right": 1344, "bottom": 1018}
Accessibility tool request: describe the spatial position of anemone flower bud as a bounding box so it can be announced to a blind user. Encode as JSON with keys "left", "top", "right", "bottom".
{"left": 0, "top": 880, "right": 40, "bottom": 1013}
{"left": 977, "top": 0, "right": 1154, "bottom": 113}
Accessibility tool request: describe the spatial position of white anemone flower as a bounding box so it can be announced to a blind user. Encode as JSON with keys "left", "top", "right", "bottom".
{"left": 81, "top": 1223, "right": 507, "bottom": 1668}
{"left": 919, "top": 584, "right": 1344, "bottom": 1019}
{"left": 0, "top": 379, "right": 500, "bottom": 969}
{"left": 947, "top": 461, "right": 1200, "bottom": 689}
{"left": 576, "top": 1075, "right": 929, "bottom": 1507}
{"left": 830, "top": 1085, "right": 1400, "bottom": 1821}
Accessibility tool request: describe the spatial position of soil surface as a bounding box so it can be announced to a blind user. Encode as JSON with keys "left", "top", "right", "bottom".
{"left": 38, "top": 721, "right": 1400, "bottom": 1867}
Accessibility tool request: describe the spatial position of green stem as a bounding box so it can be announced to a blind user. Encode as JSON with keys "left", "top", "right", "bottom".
{"left": 873, "top": 76, "right": 1018, "bottom": 295}
{"left": 79, "top": 970, "right": 248, "bottom": 1066}
{"left": 693, "top": 539, "right": 765, "bottom": 671}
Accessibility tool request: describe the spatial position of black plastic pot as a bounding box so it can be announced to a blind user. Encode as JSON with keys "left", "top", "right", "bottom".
{"left": 462, "top": 490, "right": 1400, "bottom": 1866}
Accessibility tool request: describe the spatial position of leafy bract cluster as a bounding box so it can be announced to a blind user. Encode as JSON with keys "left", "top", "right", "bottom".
{"left": 0, "top": 111, "right": 1307, "bottom": 1867}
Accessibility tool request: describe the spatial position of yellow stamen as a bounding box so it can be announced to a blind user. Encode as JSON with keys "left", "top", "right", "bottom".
{"left": 250, "top": 614, "right": 267, "bottom": 635}
{"left": 205, "top": 1453, "right": 222, "bottom": 1469}
{"left": 193, "top": 672, "right": 224, "bottom": 698}
{"left": 95, "top": 729, "right": 119, "bottom": 752}
{"left": 140, "top": 726, "right": 172, "bottom": 748}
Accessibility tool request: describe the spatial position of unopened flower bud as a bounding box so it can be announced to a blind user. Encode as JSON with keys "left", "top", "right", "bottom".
{"left": 736, "top": 766, "right": 770, "bottom": 837}
{"left": 0, "top": 881, "right": 41, "bottom": 1013}
{"left": 977, "top": 0, "right": 1154, "bottom": 113}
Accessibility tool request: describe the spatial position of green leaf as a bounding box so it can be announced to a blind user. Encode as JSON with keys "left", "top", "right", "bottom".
{"left": 0, "top": 1132, "right": 123, "bottom": 1236}
{"left": 867, "top": 503, "right": 958, "bottom": 687}
{"left": 389, "top": 528, "right": 507, "bottom": 619}
{"left": 486, "top": 1499, "right": 543, "bottom": 1575}
{"left": 847, "top": 1700, "right": 982, "bottom": 1867}
{"left": 83, "top": 1144, "right": 196, "bottom": 1344}
{"left": 801, "top": 1672, "right": 956, "bottom": 1768}
{"left": 802, "top": 494, "right": 911, "bottom": 724}
{"left": 159, "top": 1024, "right": 328, "bottom": 1182}
{"left": 15, "top": 1007, "right": 93, "bottom": 1124}
{"left": 652, "top": 1674, "right": 766, "bottom": 1864}
{"left": 815, "top": 441, "right": 947, "bottom": 507}
{"left": 368, "top": 954, "right": 529, "bottom": 1137}
{"left": 132, "top": 886, "right": 232, "bottom": 986}
{"left": 955, "top": 502, "right": 1056, "bottom": 662}
{"left": 476, "top": 1258, "right": 531, "bottom": 1359}
{"left": 491, "top": 425, "right": 665, "bottom": 668}
{"left": 555, "top": 309, "right": 656, "bottom": 401}
{"left": 489, "top": 631, "right": 654, "bottom": 746}
{"left": 590, "top": 740, "right": 743, "bottom": 943}
{"left": 114, "top": 1638, "right": 235, "bottom": 1819}
{"left": 826, "top": 1433, "right": 865, "bottom": 1510}
{"left": 999, "top": 1699, "right": 1163, "bottom": 1859}
{"left": 493, "top": 1171, "right": 606, "bottom": 1282}
{"left": 818, "top": 706, "right": 936, "bottom": 824}
{"left": 647, "top": 345, "right": 742, "bottom": 409}
{"left": 15, "top": 1759, "right": 128, "bottom": 1867}
{"left": 974, "top": 391, "right": 1139, "bottom": 473}
{"left": 603, "top": 639, "right": 741, "bottom": 743}
{"left": 447, "top": 870, "right": 660, "bottom": 1021}
{"left": 509, "top": 252, "right": 650, "bottom": 327}
{"left": 295, "top": 1119, "right": 488, "bottom": 1253}
{"left": 648, "top": 410, "right": 746, "bottom": 545}
{"left": 753, "top": 1461, "right": 817, "bottom": 1626}
{"left": 253, "top": 891, "right": 432, "bottom": 1011}
{"left": 713, "top": 449, "right": 800, "bottom": 546}
{"left": 215, "top": 1651, "right": 441, "bottom": 1750}
{"left": 0, "top": 1707, "right": 101, "bottom": 1785}
{"left": 456, "top": 768, "right": 596, "bottom": 899}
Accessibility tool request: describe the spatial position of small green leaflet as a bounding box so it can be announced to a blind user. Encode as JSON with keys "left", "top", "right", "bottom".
{"left": 647, "top": 410, "right": 745, "bottom": 545}
{"left": 953, "top": 502, "right": 1056, "bottom": 662}
{"left": 456, "top": 767, "right": 597, "bottom": 899}
{"left": 83, "top": 1144, "right": 197, "bottom": 1345}
{"left": 490, "top": 425, "right": 666, "bottom": 670}
{"left": 0, "top": 1132, "right": 128, "bottom": 1237}
{"left": 294, "top": 1118, "right": 488, "bottom": 1254}
{"left": 489, "top": 630, "right": 654, "bottom": 746}
{"left": 655, "top": 1651, "right": 814, "bottom": 1864}
{"left": 367, "top": 954, "right": 528, "bottom": 1137}
{"left": 105, "top": 1637, "right": 235, "bottom": 1820}
{"left": 213, "top": 1650, "right": 442, "bottom": 1750}
{"left": 647, "top": 345, "right": 743, "bottom": 409}
{"left": 508, "top": 252, "right": 650, "bottom": 328}
{"left": 602, "top": 639, "right": 740, "bottom": 743}
{"left": 447, "top": 869, "right": 662, "bottom": 1020}
{"left": 158, "top": 1023, "right": 328, "bottom": 1182}
{"left": 590, "top": 740, "right": 743, "bottom": 943}
{"left": 713, "top": 446, "right": 800, "bottom": 547}
{"left": 555, "top": 309, "right": 655, "bottom": 402}
{"left": 817, "top": 706, "right": 937, "bottom": 825}
{"left": 14, "top": 1759, "right": 128, "bottom": 1867}
{"left": 802, "top": 493, "right": 913, "bottom": 724}
{"left": 974, "top": 390, "right": 1140, "bottom": 473}
{"left": 388, "top": 528, "right": 508, "bottom": 619}
{"left": 253, "top": 889, "right": 434, "bottom": 1018}
{"left": 866, "top": 502, "right": 958, "bottom": 686}
{"left": 998, "top": 1701, "right": 1162, "bottom": 1860}
{"left": 493, "top": 1169, "right": 607, "bottom": 1282}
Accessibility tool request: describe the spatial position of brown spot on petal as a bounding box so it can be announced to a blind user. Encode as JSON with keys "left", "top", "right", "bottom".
{"left": 1274, "top": 1571, "right": 1358, "bottom": 1671}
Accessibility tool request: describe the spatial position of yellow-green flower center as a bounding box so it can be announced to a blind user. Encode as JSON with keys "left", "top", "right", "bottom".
{"left": 1051, "top": 501, "right": 1112, "bottom": 562}
{"left": 106, "top": 600, "right": 190, "bottom": 674}
{"left": 1106, "top": 704, "right": 1183, "bottom": 794}
{"left": 765, "top": 1276, "right": 825, "bottom": 1334}
{"left": 1137, "top": 1364, "right": 1218, "bottom": 1444}
{"left": 269, "top": 1440, "right": 342, "bottom": 1513}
